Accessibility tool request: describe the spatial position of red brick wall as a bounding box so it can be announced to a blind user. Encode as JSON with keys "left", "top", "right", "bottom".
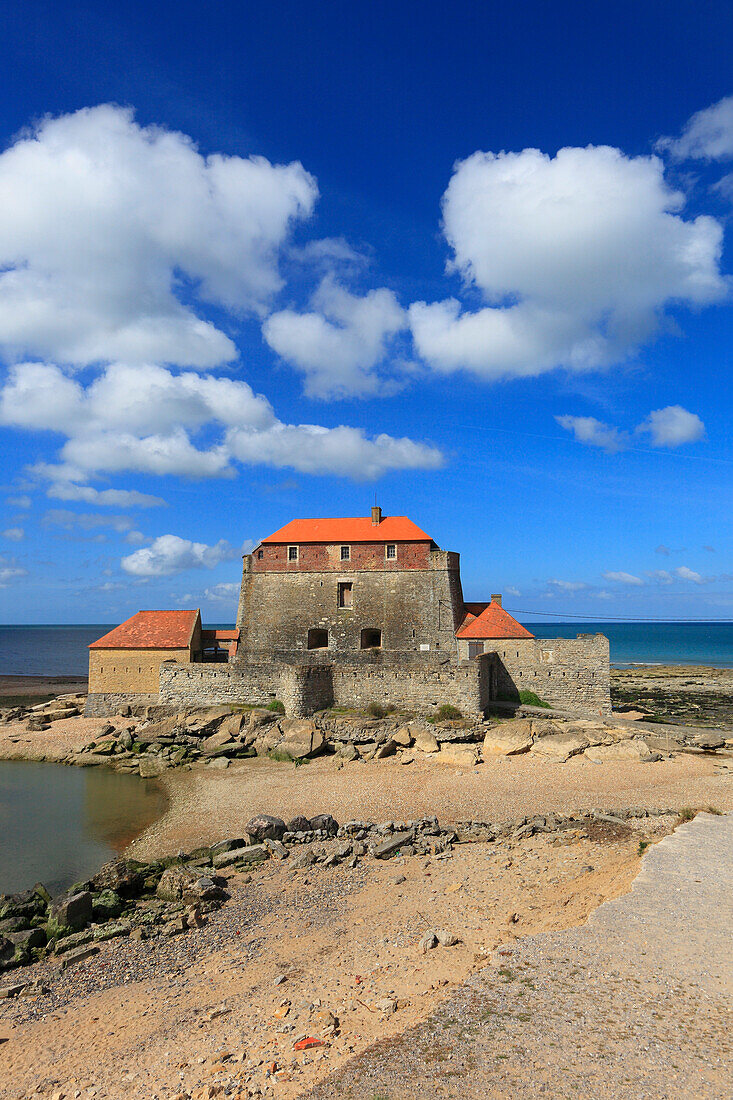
{"left": 253, "top": 541, "right": 432, "bottom": 572}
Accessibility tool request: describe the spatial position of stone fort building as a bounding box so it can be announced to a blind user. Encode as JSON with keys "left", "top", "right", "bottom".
{"left": 87, "top": 509, "right": 610, "bottom": 717}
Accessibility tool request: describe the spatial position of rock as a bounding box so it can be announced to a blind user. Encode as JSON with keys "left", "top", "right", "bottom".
{"left": 91, "top": 889, "right": 123, "bottom": 920}
{"left": 7, "top": 927, "right": 46, "bottom": 950}
{"left": 335, "top": 743, "right": 358, "bottom": 761}
{"left": 54, "top": 929, "right": 94, "bottom": 955}
{"left": 246, "top": 814, "right": 287, "bottom": 842}
{"left": 213, "top": 844, "right": 269, "bottom": 869}
{"left": 694, "top": 732, "right": 726, "bottom": 750}
{"left": 287, "top": 815, "right": 311, "bottom": 833}
{"left": 201, "top": 729, "right": 236, "bottom": 753}
{"left": 60, "top": 943, "right": 99, "bottom": 969}
{"left": 374, "top": 997, "right": 397, "bottom": 1014}
{"left": 156, "top": 866, "right": 199, "bottom": 902}
{"left": 391, "top": 727, "right": 413, "bottom": 747}
{"left": 138, "top": 759, "right": 165, "bottom": 778}
{"left": 0, "top": 983, "right": 25, "bottom": 999}
{"left": 584, "top": 739, "right": 661, "bottom": 763}
{"left": 90, "top": 859, "right": 145, "bottom": 897}
{"left": 438, "top": 744, "right": 479, "bottom": 767}
{"left": 530, "top": 733, "right": 588, "bottom": 762}
{"left": 208, "top": 757, "right": 230, "bottom": 769}
{"left": 309, "top": 814, "right": 339, "bottom": 836}
{"left": 156, "top": 867, "right": 228, "bottom": 903}
{"left": 412, "top": 728, "right": 439, "bottom": 753}
{"left": 420, "top": 931, "right": 438, "bottom": 953}
{"left": 279, "top": 718, "right": 324, "bottom": 759}
{"left": 49, "top": 890, "right": 92, "bottom": 931}
{"left": 373, "top": 831, "right": 414, "bottom": 859}
{"left": 483, "top": 724, "right": 533, "bottom": 756}
{"left": 93, "top": 921, "right": 131, "bottom": 942}
{"left": 435, "top": 929, "right": 459, "bottom": 947}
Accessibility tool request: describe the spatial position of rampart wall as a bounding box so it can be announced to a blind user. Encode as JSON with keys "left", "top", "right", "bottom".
{"left": 484, "top": 634, "right": 611, "bottom": 714}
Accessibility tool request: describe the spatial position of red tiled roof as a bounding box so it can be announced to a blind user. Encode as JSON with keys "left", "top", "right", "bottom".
{"left": 89, "top": 610, "right": 201, "bottom": 650}
{"left": 202, "top": 629, "right": 240, "bottom": 642}
{"left": 456, "top": 600, "right": 534, "bottom": 640}
{"left": 261, "top": 516, "right": 433, "bottom": 545}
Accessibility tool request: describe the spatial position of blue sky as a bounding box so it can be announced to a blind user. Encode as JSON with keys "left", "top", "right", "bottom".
{"left": 0, "top": 0, "right": 732, "bottom": 624}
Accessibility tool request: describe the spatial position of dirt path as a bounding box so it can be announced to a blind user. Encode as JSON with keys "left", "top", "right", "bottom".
{"left": 303, "top": 812, "right": 733, "bottom": 1099}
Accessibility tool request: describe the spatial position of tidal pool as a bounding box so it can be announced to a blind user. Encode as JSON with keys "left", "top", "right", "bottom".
{"left": 0, "top": 761, "right": 168, "bottom": 895}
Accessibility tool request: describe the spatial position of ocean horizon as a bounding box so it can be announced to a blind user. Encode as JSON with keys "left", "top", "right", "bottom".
{"left": 0, "top": 620, "right": 732, "bottom": 676}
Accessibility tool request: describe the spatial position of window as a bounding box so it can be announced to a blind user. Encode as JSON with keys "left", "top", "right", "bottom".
{"left": 338, "top": 581, "right": 353, "bottom": 608}
{"left": 361, "top": 628, "right": 382, "bottom": 648}
{"left": 340, "top": 545, "right": 350, "bottom": 561}
{"left": 288, "top": 545, "right": 298, "bottom": 562}
{"left": 386, "top": 543, "right": 396, "bottom": 559}
{"left": 468, "top": 641, "right": 484, "bottom": 659}
{"left": 257, "top": 549, "right": 264, "bottom": 560}
{"left": 307, "top": 628, "right": 329, "bottom": 650}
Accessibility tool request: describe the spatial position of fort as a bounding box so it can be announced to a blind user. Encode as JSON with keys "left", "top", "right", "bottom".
{"left": 86, "top": 508, "right": 610, "bottom": 717}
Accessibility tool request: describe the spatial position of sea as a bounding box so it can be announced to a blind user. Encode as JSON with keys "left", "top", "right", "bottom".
{"left": 0, "top": 621, "right": 732, "bottom": 675}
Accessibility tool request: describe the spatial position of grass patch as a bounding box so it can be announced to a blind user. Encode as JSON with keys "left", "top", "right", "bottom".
{"left": 267, "top": 748, "right": 294, "bottom": 763}
{"left": 366, "top": 701, "right": 397, "bottom": 719}
{"left": 637, "top": 839, "right": 651, "bottom": 856}
{"left": 706, "top": 805, "right": 723, "bottom": 815}
{"left": 435, "top": 703, "right": 462, "bottom": 720}
{"left": 267, "top": 699, "right": 285, "bottom": 714}
{"left": 678, "top": 806, "right": 696, "bottom": 823}
{"left": 497, "top": 966, "right": 515, "bottom": 982}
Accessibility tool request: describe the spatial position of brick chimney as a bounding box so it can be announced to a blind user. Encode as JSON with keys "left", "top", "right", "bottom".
{"left": 371, "top": 505, "right": 382, "bottom": 526}
{"left": 491, "top": 593, "right": 502, "bottom": 607}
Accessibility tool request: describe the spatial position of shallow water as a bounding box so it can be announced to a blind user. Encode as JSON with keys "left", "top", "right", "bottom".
{"left": 0, "top": 761, "right": 167, "bottom": 895}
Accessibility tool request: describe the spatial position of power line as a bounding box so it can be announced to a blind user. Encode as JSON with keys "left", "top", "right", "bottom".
{"left": 507, "top": 608, "right": 733, "bottom": 623}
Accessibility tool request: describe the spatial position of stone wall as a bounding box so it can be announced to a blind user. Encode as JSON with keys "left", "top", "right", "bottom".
{"left": 481, "top": 634, "right": 611, "bottom": 714}
{"left": 236, "top": 548, "right": 465, "bottom": 660}
{"left": 158, "top": 652, "right": 490, "bottom": 718}
{"left": 85, "top": 692, "right": 160, "bottom": 717}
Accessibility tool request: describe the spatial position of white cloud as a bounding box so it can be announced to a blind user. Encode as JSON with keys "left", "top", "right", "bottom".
{"left": 2, "top": 527, "right": 24, "bottom": 541}
{"left": 557, "top": 405, "right": 705, "bottom": 452}
{"left": 42, "top": 510, "right": 143, "bottom": 542}
{"left": 555, "top": 415, "right": 628, "bottom": 453}
{"left": 2, "top": 360, "right": 442, "bottom": 485}
{"left": 263, "top": 277, "right": 407, "bottom": 398}
{"left": 410, "top": 145, "right": 725, "bottom": 379}
{"left": 121, "top": 535, "right": 245, "bottom": 577}
{"left": 638, "top": 405, "right": 705, "bottom": 447}
{"left": 674, "top": 565, "right": 704, "bottom": 584}
{"left": 657, "top": 97, "right": 733, "bottom": 161}
{"left": 547, "top": 578, "right": 588, "bottom": 592}
{"left": 0, "top": 556, "right": 27, "bottom": 587}
{"left": 603, "top": 571, "right": 644, "bottom": 586}
{"left": 6, "top": 495, "right": 31, "bottom": 509}
{"left": 0, "top": 105, "right": 317, "bottom": 368}
{"left": 505, "top": 585, "right": 521, "bottom": 597}
{"left": 647, "top": 569, "right": 673, "bottom": 584}
{"left": 203, "top": 581, "right": 240, "bottom": 602}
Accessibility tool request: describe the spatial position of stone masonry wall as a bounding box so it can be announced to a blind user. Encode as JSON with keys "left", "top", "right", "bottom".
{"left": 485, "top": 634, "right": 611, "bottom": 714}
{"left": 158, "top": 653, "right": 490, "bottom": 718}
{"left": 236, "top": 548, "right": 465, "bottom": 660}
{"left": 85, "top": 692, "right": 160, "bottom": 717}
{"left": 88, "top": 647, "right": 192, "bottom": 694}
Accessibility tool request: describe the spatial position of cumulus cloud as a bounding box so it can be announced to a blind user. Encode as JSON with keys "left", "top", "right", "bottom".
{"left": 603, "top": 571, "right": 644, "bottom": 586}
{"left": 657, "top": 96, "right": 733, "bottom": 161}
{"left": 263, "top": 277, "right": 407, "bottom": 398}
{"left": 0, "top": 555, "right": 27, "bottom": 587}
{"left": 0, "top": 105, "right": 317, "bottom": 369}
{"left": 639, "top": 405, "right": 705, "bottom": 447}
{"left": 547, "top": 578, "right": 587, "bottom": 592}
{"left": 556, "top": 405, "right": 705, "bottom": 452}
{"left": 674, "top": 565, "right": 704, "bottom": 584}
{"left": 410, "top": 145, "right": 725, "bottom": 379}
{"left": 555, "top": 415, "right": 628, "bottom": 453}
{"left": 121, "top": 535, "right": 245, "bottom": 577}
{"left": 1, "top": 361, "right": 443, "bottom": 485}
{"left": 203, "top": 581, "right": 240, "bottom": 602}
{"left": 2, "top": 527, "right": 24, "bottom": 541}
{"left": 647, "top": 569, "right": 673, "bottom": 584}
{"left": 6, "top": 495, "right": 31, "bottom": 509}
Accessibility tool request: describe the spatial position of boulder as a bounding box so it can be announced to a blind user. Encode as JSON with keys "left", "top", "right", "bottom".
{"left": 694, "top": 732, "right": 726, "bottom": 750}
{"left": 218, "top": 713, "right": 246, "bottom": 739}
{"left": 90, "top": 859, "right": 145, "bottom": 897}
{"left": 254, "top": 726, "right": 284, "bottom": 756}
{"left": 49, "top": 890, "right": 92, "bottom": 931}
{"left": 530, "top": 733, "right": 588, "bottom": 762}
{"left": 246, "top": 814, "right": 287, "bottom": 842}
{"left": 279, "top": 719, "right": 324, "bottom": 759}
{"left": 287, "top": 815, "right": 311, "bottom": 833}
{"left": 138, "top": 759, "right": 166, "bottom": 778}
{"left": 92, "top": 890, "right": 123, "bottom": 920}
{"left": 309, "top": 813, "right": 339, "bottom": 836}
{"left": 213, "top": 844, "right": 269, "bottom": 869}
{"left": 201, "top": 729, "right": 236, "bottom": 753}
{"left": 373, "top": 831, "right": 414, "bottom": 859}
{"left": 584, "top": 739, "right": 661, "bottom": 763}
{"left": 482, "top": 723, "right": 533, "bottom": 756}
{"left": 155, "top": 867, "right": 227, "bottom": 904}
{"left": 438, "top": 743, "right": 479, "bottom": 767}
{"left": 412, "top": 728, "right": 439, "bottom": 753}
{"left": 391, "top": 727, "right": 413, "bottom": 747}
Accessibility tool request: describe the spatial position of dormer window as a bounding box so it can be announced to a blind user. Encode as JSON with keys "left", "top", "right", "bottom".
{"left": 288, "top": 545, "right": 298, "bottom": 562}
{"left": 386, "top": 544, "right": 396, "bottom": 560}
{"left": 340, "top": 545, "right": 350, "bottom": 561}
